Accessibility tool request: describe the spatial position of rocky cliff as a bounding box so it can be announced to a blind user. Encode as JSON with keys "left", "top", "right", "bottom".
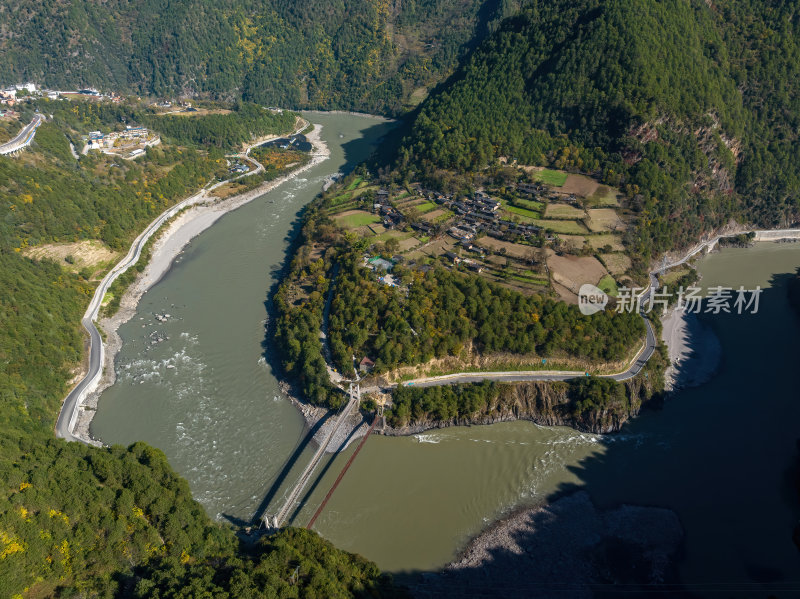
{"left": 381, "top": 372, "right": 663, "bottom": 437}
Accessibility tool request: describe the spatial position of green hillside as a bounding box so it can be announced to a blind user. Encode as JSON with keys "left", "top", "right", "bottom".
{"left": 0, "top": 0, "right": 509, "bottom": 114}
{"left": 400, "top": 0, "right": 800, "bottom": 271}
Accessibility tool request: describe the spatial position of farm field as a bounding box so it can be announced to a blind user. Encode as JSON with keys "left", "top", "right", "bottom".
{"left": 547, "top": 253, "right": 609, "bottom": 295}
{"left": 545, "top": 202, "right": 586, "bottom": 219}
{"left": 532, "top": 168, "right": 568, "bottom": 186}
{"left": 533, "top": 218, "right": 589, "bottom": 234}
{"left": 412, "top": 200, "right": 438, "bottom": 214}
{"left": 502, "top": 203, "right": 541, "bottom": 221}
{"left": 24, "top": 240, "right": 118, "bottom": 274}
{"left": 585, "top": 233, "right": 625, "bottom": 251}
{"left": 421, "top": 209, "right": 452, "bottom": 223}
{"left": 476, "top": 237, "right": 538, "bottom": 259}
{"left": 558, "top": 235, "right": 586, "bottom": 251}
{"left": 333, "top": 209, "right": 380, "bottom": 228}
{"left": 511, "top": 197, "right": 544, "bottom": 212}
{"left": 588, "top": 185, "right": 622, "bottom": 206}
{"left": 601, "top": 253, "right": 632, "bottom": 276}
{"left": 587, "top": 208, "right": 626, "bottom": 232}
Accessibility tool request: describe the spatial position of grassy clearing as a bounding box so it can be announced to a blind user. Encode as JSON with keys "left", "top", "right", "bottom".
{"left": 346, "top": 176, "right": 364, "bottom": 191}
{"left": 585, "top": 233, "right": 625, "bottom": 251}
{"left": 533, "top": 169, "right": 568, "bottom": 186}
{"left": 503, "top": 204, "right": 541, "bottom": 221}
{"left": 559, "top": 234, "right": 586, "bottom": 251}
{"left": 333, "top": 210, "right": 380, "bottom": 228}
{"left": 598, "top": 274, "right": 619, "bottom": 296}
{"left": 588, "top": 185, "right": 621, "bottom": 207}
{"left": 587, "top": 208, "right": 625, "bottom": 232}
{"left": 413, "top": 201, "right": 438, "bottom": 214}
{"left": 327, "top": 200, "right": 360, "bottom": 215}
{"left": 601, "top": 253, "right": 632, "bottom": 276}
{"left": 662, "top": 266, "right": 692, "bottom": 286}
{"left": 427, "top": 209, "right": 454, "bottom": 224}
{"left": 512, "top": 197, "right": 544, "bottom": 212}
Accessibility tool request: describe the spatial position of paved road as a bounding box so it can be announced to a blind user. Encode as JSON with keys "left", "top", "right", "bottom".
{"left": 55, "top": 185, "right": 217, "bottom": 441}
{"left": 0, "top": 114, "right": 43, "bottom": 155}
{"left": 333, "top": 273, "right": 666, "bottom": 393}
{"left": 56, "top": 117, "right": 311, "bottom": 443}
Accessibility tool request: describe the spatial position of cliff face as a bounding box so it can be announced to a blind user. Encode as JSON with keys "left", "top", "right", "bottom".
{"left": 382, "top": 377, "right": 660, "bottom": 437}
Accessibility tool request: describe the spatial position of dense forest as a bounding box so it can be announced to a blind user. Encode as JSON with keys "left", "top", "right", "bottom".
{"left": 0, "top": 433, "right": 396, "bottom": 597}
{"left": 328, "top": 254, "right": 644, "bottom": 373}
{"left": 0, "top": 105, "right": 396, "bottom": 596}
{"left": 399, "top": 0, "right": 800, "bottom": 273}
{"left": 0, "top": 0, "right": 514, "bottom": 114}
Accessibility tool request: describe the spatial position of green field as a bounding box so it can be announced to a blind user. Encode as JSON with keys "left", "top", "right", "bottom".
{"left": 512, "top": 197, "right": 544, "bottom": 212}
{"left": 413, "top": 200, "right": 438, "bottom": 214}
{"left": 598, "top": 274, "right": 619, "bottom": 296}
{"left": 327, "top": 191, "right": 352, "bottom": 206}
{"left": 335, "top": 211, "right": 381, "bottom": 228}
{"left": 346, "top": 176, "right": 364, "bottom": 190}
{"left": 326, "top": 199, "right": 360, "bottom": 215}
{"left": 588, "top": 185, "right": 621, "bottom": 206}
{"left": 533, "top": 169, "right": 568, "bottom": 186}
{"left": 661, "top": 266, "right": 692, "bottom": 286}
{"left": 503, "top": 204, "right": 541, "bottom": 221}
{"left": 510, "top": 273, "right": 550, "bottom": 286}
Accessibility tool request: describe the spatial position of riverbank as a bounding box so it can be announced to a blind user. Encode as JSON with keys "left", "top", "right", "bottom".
{"left": 661, "top": 307, "right": 721, "bottom": 392}
{"left": 409, "top": 491, "right": 682, "bottom": 598}
{"left": 75, "top": 124, "right": 330, "bottom": 442}
{"left": 303, "top": 109, "right": 397, "bottom": 122}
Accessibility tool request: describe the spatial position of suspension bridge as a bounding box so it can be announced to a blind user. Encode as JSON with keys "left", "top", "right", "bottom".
{"left": 263, "top": 383, "right": 362, "bottom": 529}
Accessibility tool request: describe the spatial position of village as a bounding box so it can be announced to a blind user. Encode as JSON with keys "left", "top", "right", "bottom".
{"left": 328, "top": 169, "right": 634, "bottom": 304}
{"left": 0, "top": 82, "right": 122, "bottom": 107}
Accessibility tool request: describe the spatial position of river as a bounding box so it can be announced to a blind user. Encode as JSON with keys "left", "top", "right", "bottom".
{"left": 92, "top": 113, "right": 800, "bottom": 584}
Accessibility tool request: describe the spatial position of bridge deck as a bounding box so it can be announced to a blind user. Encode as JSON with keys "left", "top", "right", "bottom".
{"left": 266, "top": 384, "right": 360, "bottom": 528}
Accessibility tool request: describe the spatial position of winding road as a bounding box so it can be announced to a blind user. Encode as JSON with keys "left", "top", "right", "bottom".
{"left": 55, "top": 186, "right": 215, "bottom": 441}
{"left": 56, "top": 118, "right": 310, "bottom": 443}
{"left": 0, "top": 114, "right": 44, "bottom": 155}
{"left": 328, "top": 243, "right": 731, "bottom": 395}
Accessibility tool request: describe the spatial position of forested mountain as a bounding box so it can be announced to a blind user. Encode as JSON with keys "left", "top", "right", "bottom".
{"left": 399, "top": 0, "right": 800, "bottom": 271}
{"left": 0, "top": 0, "right": 512, "bottom": 114}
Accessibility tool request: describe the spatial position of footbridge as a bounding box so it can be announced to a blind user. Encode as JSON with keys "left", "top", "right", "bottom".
{"left": 263, "top": 384, "right": 361, "bottom": 529}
